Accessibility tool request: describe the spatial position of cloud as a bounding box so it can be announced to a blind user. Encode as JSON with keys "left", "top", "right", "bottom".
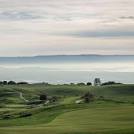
{"left": 0, "top": 11, "right": 40, "bottom": 20}
{"left": 0, "top": 0, "right": 134, "bottom": 56}
{"left": 0, "top": 0, "right": 133, "bottom": 22}
{"left": 60, "top": 29, "right": 134, "bottom": 38}
{"left": 120, "top": 16, "right": 134, "bottom": 20}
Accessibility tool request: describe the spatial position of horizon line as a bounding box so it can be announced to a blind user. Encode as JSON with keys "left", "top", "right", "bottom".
{"left": 0, "top": 54, "right": 134, "bottom": 58}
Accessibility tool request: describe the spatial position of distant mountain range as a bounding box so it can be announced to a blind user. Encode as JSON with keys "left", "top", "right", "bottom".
{"left": 0, "top": 55, "right": 134, "bottom": 64}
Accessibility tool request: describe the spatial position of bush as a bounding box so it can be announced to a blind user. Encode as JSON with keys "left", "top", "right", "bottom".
{"left": 82, "top": 92, "right": 95, "bottom": 103}
{"left": 2, "top": 114, "right": 13, "bottom": 119}
{"left": 102, "top": 81, "right": 122, "bottom": 86}
{"left": 87, "top": 82, "right": 92, "bottom": 86}
{"left": 0, "top": 81, "right": 3, "bottom": 85}
{"left": 19, "top": 112, "right": 32, "bottom": 118}
{"left": 40, "top": 94, "right": 47, "bottom": 101}
{"left": 17, "top": 82, "right": 29, "bottom": 85}
{"left": 3, "top": 81, "right": 8, "bottom": 85}
{"left": 8, "top": 81, "right": 16, "bottom": 85}
{"left": 77, "top": 83, "right": 85, "bottom": 86}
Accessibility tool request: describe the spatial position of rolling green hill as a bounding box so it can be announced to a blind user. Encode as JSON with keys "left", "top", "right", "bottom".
{"left": 0, "top": 84, "right": 134, "bottom": 134}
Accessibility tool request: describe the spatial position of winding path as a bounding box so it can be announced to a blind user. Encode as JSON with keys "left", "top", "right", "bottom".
{"left": 17, "top": 92, "right": 29, "bottom": 102}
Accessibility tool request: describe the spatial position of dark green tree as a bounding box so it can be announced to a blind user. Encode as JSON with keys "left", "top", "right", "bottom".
{"left": 8, "top": 81, "right": 16, "bottom": 85}
{"left": 87, "top": 82, "right": 92, "bottom": 86}
{"left": 82, "top": 92, "right": 94, "bottom": 103}
{"left": 40, "top": 94, "right": 47, "bottom": 101}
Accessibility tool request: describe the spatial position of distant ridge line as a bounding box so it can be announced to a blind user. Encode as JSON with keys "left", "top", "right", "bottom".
{"left": 0, "top": 54, "right": 134, "bottom": 58}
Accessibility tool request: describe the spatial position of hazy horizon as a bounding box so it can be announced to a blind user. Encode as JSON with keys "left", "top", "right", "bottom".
{"left": 2, "top": 54, "right": 134, "bottom": 57}
{"left": 0, "top": 0, "right": 133, "bottom": 83}
{"left": 0, "top": 55, "right": 133, "bottom": 84}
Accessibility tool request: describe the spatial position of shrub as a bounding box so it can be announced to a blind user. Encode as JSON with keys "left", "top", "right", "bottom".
{"left": 3, "top": 81, "right": 8, "bottom": 85}
{"left": 8, "top": 81, "right": 16, "bottom": 85}
{"left": 19, "top": 112, "right": 32, "bottom": 118}
{"left": 2, "top": 114, "right": 13, "bottom": 119}
{"left": 40, "top": 94, "right": 47, "bottom": 101}
{"left": 101, "top": 81, "right": 122, "bottom": 86}
{"left": 87, "top": 82, "right": 92, "bottom": 86}
{"left": 82, "top": 92, "right": 95, "bottom": 103}
{"left": 17, "top": 82, "right": 29, "bottom": 85}
{"left": 77, "top": 83, "right": 85, "bottom": 86}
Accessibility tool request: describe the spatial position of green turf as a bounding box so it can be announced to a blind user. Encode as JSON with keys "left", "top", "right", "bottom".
{"left": 0, "top": 84, "right": 134, "bottom": 134}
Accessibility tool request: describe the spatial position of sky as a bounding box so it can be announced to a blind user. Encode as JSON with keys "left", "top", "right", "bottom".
{"left": 0, "top": 0, "right": 134, "bottom": 56}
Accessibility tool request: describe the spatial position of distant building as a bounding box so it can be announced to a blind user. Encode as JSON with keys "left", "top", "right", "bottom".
{"left": 75, "top": 100, "right": 83, "bottom": 104}
{"left": 94, "top": 78, "right": 101, "bottom": 86}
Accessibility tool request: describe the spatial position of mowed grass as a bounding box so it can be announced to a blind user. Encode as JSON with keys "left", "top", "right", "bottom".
{"left": 47, "top": 104, "right": 134, "bottom": 133}
{"left": 0, "top": 102, "right": 134, "bottom": 134}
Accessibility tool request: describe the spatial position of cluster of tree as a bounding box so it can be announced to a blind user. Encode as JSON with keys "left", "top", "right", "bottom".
{"left": 86, "top": 82, "right": 92, "bottom": 86}
{"left": 81, "top": 92, "right": 95, "bottom": 103}
{"left": 77, "top": 82, "right": 92, "bottom": 86}
{"left": 39, "top": 93, "right": 58, "bottom": 103}
{"left": 101, "top": 81, "right": 122, "bottom": 86}
{"left": 0, "top": 81, "right": 29, "bottom": 85}
{"left": 69, "top": 82, "right": 92, "bottom": 86}
{"left": 40, "top": 94, "right": 47, "bottom": 101}
{"left": 27, "top": 93, "right": 58, "bottom": 105}
{"left": 77, "top": 83, "right": 86, "bottom": 86}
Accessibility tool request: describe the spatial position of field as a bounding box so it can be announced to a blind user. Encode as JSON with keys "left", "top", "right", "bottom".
{"left": 0, "top": 84, "right": 134, "bottom": 134}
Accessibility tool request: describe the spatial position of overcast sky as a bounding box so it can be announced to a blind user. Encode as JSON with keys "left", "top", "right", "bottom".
{"left": 0, "top": 0, "right": 134, "bottom": 56}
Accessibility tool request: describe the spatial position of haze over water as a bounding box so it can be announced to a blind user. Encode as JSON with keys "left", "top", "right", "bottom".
{"left": 0, "top": 55, "right": 133, "bottom": 84}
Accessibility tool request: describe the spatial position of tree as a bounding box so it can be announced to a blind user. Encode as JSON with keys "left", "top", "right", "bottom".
{"left": 0, "top": 81, "right": 3, "bottom": 85}
{"left": 8, "top": 81, "right": 16, "bottom": 85}
{"left": 101, "top": 81, "right": 122, "bottom": 86}
{"left": 17, "top": 82, "right": 29, "bottom": 85}
{"left": 40, "top": 94, "right": 47, "bottom": 101}
{"left": 87, "top": 82, "right": 92, "bottom": 86}
{"left": 77, "top": 83, "right": 85, "bottom": 86}
{"left": 82, "top": 92, "right": 94, "bottom": 103}
{"left": 3, "top": 81, "right": 8, "bottom": 85}
{"left": 70, "top": 83, "right": 75, "bottom": 85}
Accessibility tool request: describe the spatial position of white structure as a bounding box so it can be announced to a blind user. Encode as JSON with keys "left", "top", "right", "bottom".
{"left": 94, "top": 78, "right": 101, "bottom": 86}
{"left": 75, "top": 100, "right": 83, "bottom": 104}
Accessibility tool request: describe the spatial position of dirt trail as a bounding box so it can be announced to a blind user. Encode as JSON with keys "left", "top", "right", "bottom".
{"left": 17, "top": 92, "right": 29, "bottom": 102}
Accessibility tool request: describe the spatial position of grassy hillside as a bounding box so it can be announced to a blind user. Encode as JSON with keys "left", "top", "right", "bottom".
{"left": 1, "top": 84, "right": 134, "bottom": 103}
{"left": 0, "top": 84, "right": 134, "bottom": 134}
{"left": 47, "top": 103, "right": 134, "bottom": 134}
